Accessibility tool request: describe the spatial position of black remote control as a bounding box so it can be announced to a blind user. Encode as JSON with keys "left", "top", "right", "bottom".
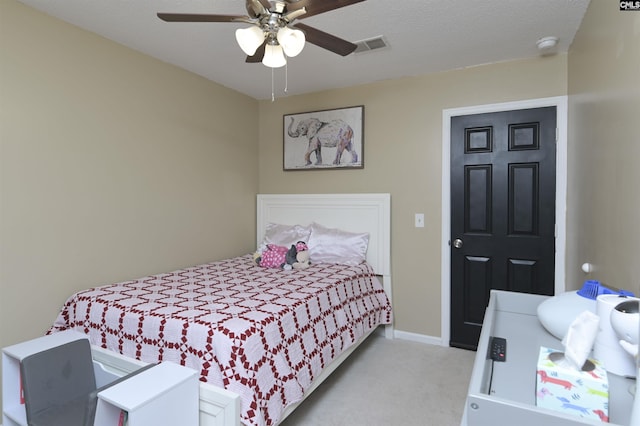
{"left": 489, "top": 336, "right": 507, "bottom": 362}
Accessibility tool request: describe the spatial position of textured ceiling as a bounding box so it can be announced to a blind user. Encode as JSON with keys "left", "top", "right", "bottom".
{"left": 17, "top": 0, "right": 591, "bottom": 100}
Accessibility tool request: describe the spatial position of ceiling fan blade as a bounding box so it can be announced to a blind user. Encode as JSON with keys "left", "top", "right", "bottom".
{"left": 157, "top": 13, "right": 250, "bottom": 23}
{"left": 246, "top": 42, "right": 266, "bottom": 63}
{"left": 292, "top": 23, "right": 357, "bottom": 56}
{"left": 285, "top": 0, "right": 366, "bottom": 19}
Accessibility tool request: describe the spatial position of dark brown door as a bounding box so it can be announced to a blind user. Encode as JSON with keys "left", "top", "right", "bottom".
{"left": 450, "top": 107, "right": 557, "bottom": 350}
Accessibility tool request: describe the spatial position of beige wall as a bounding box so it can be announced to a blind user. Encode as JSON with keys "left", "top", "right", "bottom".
{"left": 566, "top": 1, "right": 640, "bottom": 294}
{"left": 257, "top": 57, "right": 568, "bottom": 337}
{"left": 0, "top": 0, "right": 259, "bottom": 357}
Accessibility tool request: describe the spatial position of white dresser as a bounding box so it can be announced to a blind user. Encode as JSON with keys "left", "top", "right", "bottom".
{"left": 462, "top": 290, "right": 635, "bottom": 426}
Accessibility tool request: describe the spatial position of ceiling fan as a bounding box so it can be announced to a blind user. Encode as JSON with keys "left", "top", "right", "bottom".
{"left": 157, "top": 0, "right": 366, "bottom": 68}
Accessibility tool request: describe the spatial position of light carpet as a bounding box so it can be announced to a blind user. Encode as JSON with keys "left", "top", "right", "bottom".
{"left": 280, "top": 334, "right": 476, "bottom": 426}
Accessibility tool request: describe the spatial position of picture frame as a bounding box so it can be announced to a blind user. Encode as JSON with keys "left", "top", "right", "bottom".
{"left": 283, "top": 105, "right": 364, "bottom": 170}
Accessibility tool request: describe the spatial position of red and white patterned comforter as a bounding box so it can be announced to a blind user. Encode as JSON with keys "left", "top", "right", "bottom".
{"left": 49, "top": 255, "right": 392, "bottom": 426}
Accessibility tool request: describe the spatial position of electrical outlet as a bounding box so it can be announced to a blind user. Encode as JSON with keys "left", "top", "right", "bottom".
{"left": 415, "top": 213, "right": 425, "bottom": 228}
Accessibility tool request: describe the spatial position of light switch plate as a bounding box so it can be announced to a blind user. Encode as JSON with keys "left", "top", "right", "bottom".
{"left": 415, "top": 213, "right": 425, "bottom": 228}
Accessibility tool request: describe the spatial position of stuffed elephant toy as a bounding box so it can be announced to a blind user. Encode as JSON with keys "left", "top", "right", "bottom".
{"left": 287, "top": 116, "right": 358, "bottom": 166}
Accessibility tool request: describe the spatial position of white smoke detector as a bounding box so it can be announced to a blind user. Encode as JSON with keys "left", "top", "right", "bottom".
{"left": 536, "top": 36, "right": 559, "bottom": 55}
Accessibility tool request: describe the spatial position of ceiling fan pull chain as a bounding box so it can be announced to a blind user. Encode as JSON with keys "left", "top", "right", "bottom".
{"left": 271, "top": 67, "right": 275, "bottom": 102}
{"left": 284, "top": 62, "right": 288, "bottom": 94}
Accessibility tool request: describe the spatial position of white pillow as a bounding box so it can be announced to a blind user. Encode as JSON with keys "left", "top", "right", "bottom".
{"left": 259, "top": 223, "right": 311, "bottom": 250}
{"left": 307, "top": 222, "right": 369, "bottom": 265}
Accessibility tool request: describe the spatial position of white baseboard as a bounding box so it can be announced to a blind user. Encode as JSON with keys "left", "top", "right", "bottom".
{"left": 394, "top": 329, "right": 445, "bottom": 346}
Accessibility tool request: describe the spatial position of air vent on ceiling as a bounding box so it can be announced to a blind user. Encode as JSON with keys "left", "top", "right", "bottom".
{"left": 353, "top": 36, "right": 389, "bottom": 54}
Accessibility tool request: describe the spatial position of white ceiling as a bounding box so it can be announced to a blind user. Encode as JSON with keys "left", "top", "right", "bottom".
{"left": 17, "top": 0, "right": 591, "bottom": 100}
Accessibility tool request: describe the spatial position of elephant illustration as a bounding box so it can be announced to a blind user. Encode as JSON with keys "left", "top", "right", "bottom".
{"left": 287, "top": 116, "right": 358, "bottom": 166}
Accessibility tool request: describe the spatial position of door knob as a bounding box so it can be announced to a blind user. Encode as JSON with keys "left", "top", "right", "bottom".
{"left": 453, "top": 238, "right": 463, "bottom": 249}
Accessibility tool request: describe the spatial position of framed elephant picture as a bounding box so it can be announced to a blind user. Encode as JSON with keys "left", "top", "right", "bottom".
{"left": 283, "top": 105, "right": 364, "bottom": 170}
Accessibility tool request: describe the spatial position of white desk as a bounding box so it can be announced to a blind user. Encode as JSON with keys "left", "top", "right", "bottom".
{"left": 463, "top": 290, "right": 635, "bottom": 426}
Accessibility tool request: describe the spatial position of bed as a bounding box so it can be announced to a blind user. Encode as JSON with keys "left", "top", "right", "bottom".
{"left": 48, "top": 193, "right": 393, "bottom": 426}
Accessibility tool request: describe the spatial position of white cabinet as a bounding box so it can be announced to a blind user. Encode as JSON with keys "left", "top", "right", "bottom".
{"left": 2, "top": 330, "right": 199, "bottom": 426}
{"left": 94, "top": 361, "right": 198, "bottom": 426}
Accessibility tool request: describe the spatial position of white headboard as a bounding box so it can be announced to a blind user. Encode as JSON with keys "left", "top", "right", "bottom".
{"left": 257, "top": 194, "right": 390, "bottom": 276}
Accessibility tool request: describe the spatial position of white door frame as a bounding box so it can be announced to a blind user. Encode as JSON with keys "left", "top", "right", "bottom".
{"left": 441, "top": 96, "right": 567, "bottom": 346}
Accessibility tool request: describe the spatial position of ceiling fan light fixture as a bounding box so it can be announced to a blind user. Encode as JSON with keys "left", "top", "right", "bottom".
{"left": 235, "top": 26, "right": 266, "bottom": 56}
{"left": 262, "top": 43, "right": 287, "bottom": 68}
{"left": 277, "top": 27, "right": 306, "bottom": 57}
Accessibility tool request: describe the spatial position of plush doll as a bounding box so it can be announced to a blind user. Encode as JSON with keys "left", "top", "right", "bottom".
{"left": 256, "top": 244, "right": 290, "bottom": 268}
{"left": 255, "top": 241, "right": 311, "bottom": 270}
{"left": 292, "top": 248, "right": 310, "bottom": 270}
{"left": 284, "top": 244, "right": 299, "bottom": 268}
{"left": 291, "top": 241, "right": 311, "bottom": 270}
